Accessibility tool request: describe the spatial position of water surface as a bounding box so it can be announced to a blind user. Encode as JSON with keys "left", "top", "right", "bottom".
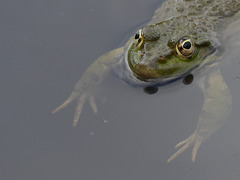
{"left": 1, "top": 0, "right": 240, "bottom": 179}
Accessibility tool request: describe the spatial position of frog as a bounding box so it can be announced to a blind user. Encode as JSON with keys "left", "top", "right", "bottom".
{"left": 53, "top": 0, "right": 240, "bottom": 162}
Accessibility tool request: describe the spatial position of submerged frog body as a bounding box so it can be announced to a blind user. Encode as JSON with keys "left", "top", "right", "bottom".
{"left": 53, "top": 0, "right": 240, "bottom": 162}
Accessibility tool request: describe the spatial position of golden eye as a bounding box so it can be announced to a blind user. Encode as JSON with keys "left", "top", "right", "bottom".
{"left": 176, "top": 37, "right": 195, "bottom": 58}
{"left": 135, "top": 29, "right": 144, "bottom": 49}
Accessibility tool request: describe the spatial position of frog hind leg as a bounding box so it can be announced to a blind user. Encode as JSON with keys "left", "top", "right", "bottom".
{"left": 52, "top": 47, "right": 124, "bottom": 126}
{"left": 167, "top": 68, "right": 232, "bottom": 162}
{"left": 167, "top": 132, "right": 202, "bottom": 163}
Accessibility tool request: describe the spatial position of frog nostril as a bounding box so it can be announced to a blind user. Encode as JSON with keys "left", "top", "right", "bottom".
{"left": 159, "top": 56, "right": 166, "bottom": 62}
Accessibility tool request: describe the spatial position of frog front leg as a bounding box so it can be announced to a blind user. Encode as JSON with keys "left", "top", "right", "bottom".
{"left": 52, "top": 47, "right": 124, "bottom": 126}
{"left": 167, "top": 68, "right": 232, "bottom": 162}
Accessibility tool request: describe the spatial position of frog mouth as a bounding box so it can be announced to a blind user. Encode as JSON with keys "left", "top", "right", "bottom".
{"left": 202, "top": 46, "right": 216, "bottom": 59}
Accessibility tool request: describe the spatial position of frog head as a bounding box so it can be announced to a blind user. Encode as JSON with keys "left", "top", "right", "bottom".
{"left": 127, "top": 16, "right": 218, "bottom": 81}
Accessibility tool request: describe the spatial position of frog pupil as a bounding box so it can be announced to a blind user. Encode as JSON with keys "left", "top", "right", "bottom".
{"left": 183, "top": 41, "right": 191, "bottom": 49}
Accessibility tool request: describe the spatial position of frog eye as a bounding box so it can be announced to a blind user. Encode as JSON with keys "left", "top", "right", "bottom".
{"left": 135, "top": 29, "right": 144, "bottom": 49}
{"left": 176, "top": 37, "right": 195, "bottom": 58}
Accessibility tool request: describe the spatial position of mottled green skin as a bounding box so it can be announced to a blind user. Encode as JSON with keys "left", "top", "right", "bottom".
{"left": 53, "top": 0, "right": 240, "bottom": 162}
{"left": 128, "top": 0, "right": 240, "bottom": 80}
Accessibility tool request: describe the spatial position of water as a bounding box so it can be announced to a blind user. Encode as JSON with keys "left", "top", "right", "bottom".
{"left": 1, "top": 0, "right": 240, "bottom": 179}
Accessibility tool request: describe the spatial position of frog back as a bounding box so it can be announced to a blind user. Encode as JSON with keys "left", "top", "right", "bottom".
{"left": 150, "top": 0, "right": 240, "bottom": 26}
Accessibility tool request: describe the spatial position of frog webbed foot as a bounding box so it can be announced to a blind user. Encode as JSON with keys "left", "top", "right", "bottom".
{"left": 52, "top": 93, "right": 98, "bottom": 127}
{"left": 167, "top": 131, "right": 202, "bottom": 163}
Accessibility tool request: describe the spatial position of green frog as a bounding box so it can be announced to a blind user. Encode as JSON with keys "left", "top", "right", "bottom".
{"left": 53, "top": 0, "right": 240, "bottom": 162}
